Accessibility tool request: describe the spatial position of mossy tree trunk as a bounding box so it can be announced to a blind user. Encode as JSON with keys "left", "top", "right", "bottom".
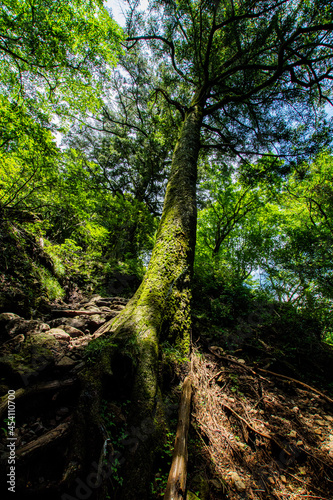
{"left": 63, "top": 103, "right": 204, "bottom": 500}
{"left": 104, "top": 103, "right": 203, "bottom": 497}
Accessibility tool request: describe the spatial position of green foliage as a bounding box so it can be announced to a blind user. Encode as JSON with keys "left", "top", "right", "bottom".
{"left": 150, "top": 430, "right": 174, "bottom": 497}
{"left": 84, "top": 338, "right": 117, "bottom": 364}
{"left": 193, "top": 256, "right": 253, "bottom": 328}
{"left": 0, "top": 0, "right": 123, "bottom": 114}
{"left": 37, "top": 267, "right": 65, "bottom": 301}
{"left": 0, "top": 95, "right": 59, "bottom": 212}
{"left": 100, "top": 399, "right": 128, "bottom": 488}
{"left": 161, "top": 341, "right": 189, "bottom": 365}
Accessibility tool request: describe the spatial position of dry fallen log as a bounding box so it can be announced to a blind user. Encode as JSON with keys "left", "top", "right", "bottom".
{"left": 164, "top": 375, "right": 192, "bottom": 500}
{"left": 16, "top": 421, "right": 71, "bottom": 459}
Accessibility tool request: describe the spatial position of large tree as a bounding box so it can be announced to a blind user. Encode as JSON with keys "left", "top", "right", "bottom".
{"left": 40, "top": 1, "right": 333, "bottom": 498}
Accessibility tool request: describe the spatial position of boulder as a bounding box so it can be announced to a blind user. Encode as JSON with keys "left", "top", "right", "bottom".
{"left": 0, "top": 312, "right": 21, "bottom": 328}
{"left": 5, "top": 319, "right": 50, "bottom": 337}
{"left": 48, "top": 328, "right": 71, "bottom": 341}
{"left": 230, "top": 472, "right": 246, "bottom": 492}
{"left": 55, "top": 356, "right": 77, "bottom": 369}
{"left": 58, "top": 325, "right": 85, "bottom": 338}
{"left": 0, "top": 333, "right": 60, "bottom": 384}
{"left": 64, "top": 317, "right": 90, "bottom": 331}
{"left": 86, "top": 314, "right": 106, "bottom": 332}
{"left": 84, "top": 306, "right": 102, "bottom": 313}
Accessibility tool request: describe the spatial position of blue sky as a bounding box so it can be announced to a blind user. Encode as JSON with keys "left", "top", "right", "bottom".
{"left": 105, "top": 0, "right": 149, "bottom": 26}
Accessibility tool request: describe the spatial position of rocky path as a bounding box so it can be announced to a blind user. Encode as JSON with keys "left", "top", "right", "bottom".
{"left": 0, "top": 295, "right": 128, "bottom": 497}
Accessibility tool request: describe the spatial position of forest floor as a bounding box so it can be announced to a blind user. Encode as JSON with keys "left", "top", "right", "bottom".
{"left": 1, "top": 291, "right": 333, "bottom": 500}
{"left": 187, "top": 345, "right": 333, "bottom": 500}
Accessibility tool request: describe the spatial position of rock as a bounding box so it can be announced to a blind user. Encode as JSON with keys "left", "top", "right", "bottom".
{"left": 289, "top": 430, "right": 297, "bottom": 438}
{"left": 95, "top": 299, "right": 114, "bottom": 307}
{"left": 86, "top": 315, "right": 106, "bottom": 331}
{"left": 296, "top": 440, "right": 303, "bottom": 446}
{"left": 71, "top": 361, "right": 85, "bottom": 373}
{"left": 237, "top": 359, "right": 246, "bottom": 364}
{"left": 58, "top": 325, "right": 85, "bottom": 338}
{"left": 65, "top": 317, "right": 89, "bottom": 331}
{"left": 48, "top": 328, "right": 71, "bottom": 341}
{"left": 5, "top": 319, "right": 49, "bottom": 337}
{"left": 0, "top": 333, "right": 59, "bottom": 384}
{"left": 0, "top": 312, "right": 21, "bottom": 328}
{"left": 28, "top": 323, "right": 50, "bottom": 335}
{"left": 230, "top": 472, "right": 246, "bottom": 492}
{"left": 209, "top": 479, "right": 224, "bottom": 490}
{"left": 84, "top": 306, "right": 102, "bottom": 313}
{"left": 280, "top": 475, "right": 287, "bottom": 483}
{"left": 48, "top": 318, "right": 68, "bottom": 329}
{"left": 1, "top": 334, "right": 25, "bottom": 351}
{"left": 325, "top": 415, "right": 333, "bottom": 422}
{"left": 56, "top": 356, "right": 77, "bottom": 368}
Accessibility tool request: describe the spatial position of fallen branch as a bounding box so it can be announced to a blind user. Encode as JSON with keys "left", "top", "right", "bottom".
{"left": 221, "top": 402, "right": 291, "bottom": 456}
{"left": 208, "top": 370, "right": 224, "bottom": 384}
{"left": 255, "top": 368, "right": 333, "bottom": 404}
{"left": 16, "top": 421, "right": 71, "bottom": 459}
{"left": 208, "top": 347, "right": 333, "bottom": 404}
{"left": 208, "top": 348, "right": 268, "bottom": 380}
{"left": 222, "top": 402, "right": 271, "bottom": 440}
{"left": 0, "top": 379, "right": 76, "bottom": 419}
{"left": 164, "top": 375, "right": 192, "bottom": 500}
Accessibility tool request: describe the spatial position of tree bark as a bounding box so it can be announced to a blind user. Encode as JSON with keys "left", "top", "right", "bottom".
{"left": 63, "top": 104, "right": 204, "bottom": 500}
{"left": 101, "top": 104, "right": 203, "bottom": 498}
